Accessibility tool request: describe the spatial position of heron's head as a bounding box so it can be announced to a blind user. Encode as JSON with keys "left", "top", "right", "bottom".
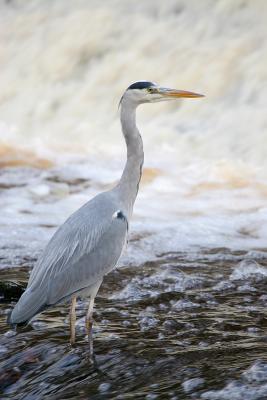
{"left": 120, "top": 81, "right": 204, "bottom": 107}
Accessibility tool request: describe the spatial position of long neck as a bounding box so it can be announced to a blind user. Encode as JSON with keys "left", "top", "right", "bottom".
{"left": 115, "top": 101, "right": 144, "bottom": 216}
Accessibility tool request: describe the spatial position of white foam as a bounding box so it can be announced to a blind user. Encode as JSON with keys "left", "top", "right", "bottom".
{"left": 230, "top": 260, "right": 267, "bottom": 281}
{"left": 202, "top": 362, "right": 267, "bottom": 400}
{"left": 0, "top": 0, "right": 266, "bottom": 171}
{"left": 0, "top": 1, "right": 267, "bottom": 261}
{"left": 182, "top": 378, "right": 204, "bottom": 393}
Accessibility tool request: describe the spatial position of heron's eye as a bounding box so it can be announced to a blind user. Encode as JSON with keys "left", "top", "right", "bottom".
{"left": 147, "top": 88, "right": 154, "bottom": 93}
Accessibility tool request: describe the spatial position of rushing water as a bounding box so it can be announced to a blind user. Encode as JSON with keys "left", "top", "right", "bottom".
{"left": 1, "top": 246, "right": 267, "bottom": 399}
{"left": 1, "top": 165, "right": 267, "bottom": 399}
{"left": 0, "top": 0, "right": 267, "bottom": 398}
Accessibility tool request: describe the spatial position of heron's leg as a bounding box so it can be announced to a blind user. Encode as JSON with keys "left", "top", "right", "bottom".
{"left": 85, "top": 296, "right": 95, "bottom": 356}
{"left": 70, "top": 296, "right": 77, "bottom": 345}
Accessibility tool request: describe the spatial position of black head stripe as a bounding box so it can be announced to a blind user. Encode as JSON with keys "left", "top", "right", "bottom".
{"left": 127, "top": 81, "right": 156, "bottom": 90}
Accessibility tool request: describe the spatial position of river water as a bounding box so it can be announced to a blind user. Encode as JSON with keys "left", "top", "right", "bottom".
{"left": 1, "top": 0, "right": 267, "bottom": 399}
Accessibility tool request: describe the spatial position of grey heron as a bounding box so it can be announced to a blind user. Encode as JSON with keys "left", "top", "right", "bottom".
{"left": 8, "top": 81, "right": 203, "bottom": 354}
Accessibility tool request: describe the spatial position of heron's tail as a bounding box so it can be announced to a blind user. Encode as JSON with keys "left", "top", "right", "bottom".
{"left": 8, "top": 287, "right": 47, "bottom": 325}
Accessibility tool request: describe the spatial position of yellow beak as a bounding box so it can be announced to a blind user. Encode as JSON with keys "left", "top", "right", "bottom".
{"left": 159, "top": 88, "right": 204, "bottom": 98}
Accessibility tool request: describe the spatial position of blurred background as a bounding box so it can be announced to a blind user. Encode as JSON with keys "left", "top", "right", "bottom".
{"left": 0, "top": 0, "right": 267, "bottom": 263}
{"left": 1, "top": 2, "right": 267, "bottom": 398}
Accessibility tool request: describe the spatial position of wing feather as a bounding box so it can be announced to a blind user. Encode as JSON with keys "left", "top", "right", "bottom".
{"left": 27, "top": 193, "right": 128, "bottom": 305}
{"left": 29, "top": 193, "right": 115, "bottom": 286}
{"left": 10, "top": 187, "right": 128, "bottom": 324}
{"left": 10, "top": 192, "right": 128, "bottom": 323}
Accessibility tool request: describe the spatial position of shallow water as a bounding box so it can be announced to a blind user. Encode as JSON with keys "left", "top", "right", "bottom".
{"left": 0, "top": 141, "right": 267, "bottom": 400}
{"left": 0, "top": 167, "right": 267, "bottom": 399}
{"left": 1, "top": 248, "right": 267, "bottom": 399}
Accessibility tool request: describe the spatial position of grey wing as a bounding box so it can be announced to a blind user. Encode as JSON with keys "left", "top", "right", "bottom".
{"left": 47, "top": 207, "right": 128, "bottom": 304}
{"left": 10, "top": 193, "right": 128, "bottom": 324}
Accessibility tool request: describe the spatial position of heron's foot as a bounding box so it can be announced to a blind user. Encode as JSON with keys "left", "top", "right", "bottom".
{"left": 87, "top": 351, "right": 97, "bottom": 365}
